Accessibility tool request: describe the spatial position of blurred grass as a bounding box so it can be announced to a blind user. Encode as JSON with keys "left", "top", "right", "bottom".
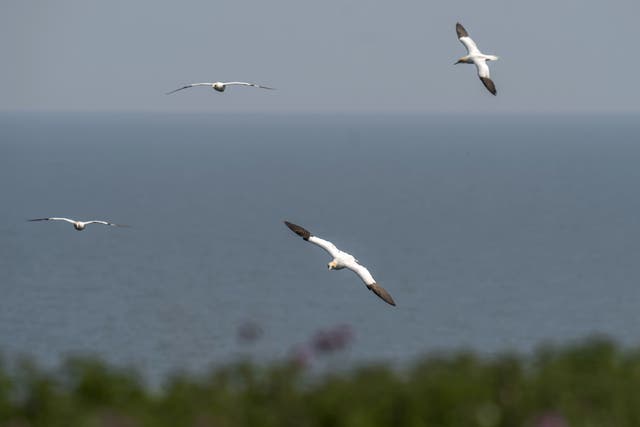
{"left": 1, "top": 337, "right": 639, "bottom": 426}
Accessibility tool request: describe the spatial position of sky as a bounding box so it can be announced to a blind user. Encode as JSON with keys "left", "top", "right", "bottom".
{"left": 2, "top": 0, "right": 639, "bottom": 114}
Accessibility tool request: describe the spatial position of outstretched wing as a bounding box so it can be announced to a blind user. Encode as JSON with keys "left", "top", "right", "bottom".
{"left": 308, "top": 236, "right": 339, "bottom": 257}
{"left": 456, "top": 22, "right": 480, "bottom": 55}
{"left": 473, "top": 59, "right": 496, "bottom": 95}
{"left": 85, "top": 220, "right": 129, "bottom": 227}
{"left": 223, "top": 82, "right": 275, "bottom": 90}
{"left": 284, "top": 221, "right": 339, "bottom": 257}
{"left": 474, "top": 58, "right": 491, "bottom": 79}
{"left": 166, "top": 83, "right": 213, "bottom": 95}
{"left": 346, "top": 261, "right": 396, "bottom": 306}
{"left": 28, "top": 217, "right": 76, "bottom": 224}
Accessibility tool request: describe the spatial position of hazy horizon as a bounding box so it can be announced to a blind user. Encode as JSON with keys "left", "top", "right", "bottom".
{"left": 3, "top": 0, "right": 640, "bottom": 115}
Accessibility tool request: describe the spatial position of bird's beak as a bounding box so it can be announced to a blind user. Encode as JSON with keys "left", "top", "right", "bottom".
{"left": 454, "top": 60, "right": 461, "bottom": 65}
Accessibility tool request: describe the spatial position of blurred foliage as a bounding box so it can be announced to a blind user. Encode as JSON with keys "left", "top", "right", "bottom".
{"left": 1, "top": 337, "right": 639, "bottom": 426}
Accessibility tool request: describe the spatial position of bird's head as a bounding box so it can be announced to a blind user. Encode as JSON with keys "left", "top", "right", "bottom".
{"left": 327, "top": 260, "right": 338, "bottom": 270}
{"left": 454, "top": 57, "right": 466, "bottom": 65}
{"left": 213, "top": 82, "right": 226, "bottom": 92}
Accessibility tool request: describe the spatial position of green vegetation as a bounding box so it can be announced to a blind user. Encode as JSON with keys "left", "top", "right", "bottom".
{"left": 1, "top": 338, "right": 639, "bottom": 426}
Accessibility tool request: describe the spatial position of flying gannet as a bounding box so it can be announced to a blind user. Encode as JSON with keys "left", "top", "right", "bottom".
{"left": 28, "top": 217, "right": 128, "bottom": 231}
{"left": 166, "top": 81, "right": 275, "bottom": 95}
{"left": 454, "top": 22, "right": 499, "bottom": 95}
{"left": 284, "top": 221, "right": 396, "bottom": 306}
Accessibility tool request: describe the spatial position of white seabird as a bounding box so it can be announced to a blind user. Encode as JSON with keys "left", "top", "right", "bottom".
{"left": 284, "top": 221, "right": 396, "bottom": 306}
{"left": 454, "top": 22, "right": 499, "bottom": 95}
{"left": 166, "top": 81, "right": 275, "bottom": 95}
{"left": 28, "top": 217, "right": 128, "bottom": 231}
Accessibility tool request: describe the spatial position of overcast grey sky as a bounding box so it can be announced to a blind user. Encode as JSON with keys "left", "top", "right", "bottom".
{"left": 2, "top": 0, "right": 639, "bottom": 114}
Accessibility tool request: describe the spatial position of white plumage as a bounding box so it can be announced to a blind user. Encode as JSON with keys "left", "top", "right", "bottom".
{"left": 454, "top": 22, "right": 499, "bottom": 95}
{"left": 285, "top": 221, "right": 396, "bottom": 306}
{"left": 166, "top": 81, "right": 274, "bottom": 95}
{"left": 28, "top": 217, "right": 128, "bottom": 231}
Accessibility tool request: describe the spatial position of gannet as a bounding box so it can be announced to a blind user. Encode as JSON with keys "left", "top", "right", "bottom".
{"left": 28, "top": 217, "right": 128, "bottom": 231}
{"left": 454, "top": 22, "right": 499, "bottom": 95}
{"left": 166, "top": 81, "right": 274, "bottom": 95}
{"left": 284, "top": 221, "right": 396, "bottom": 306}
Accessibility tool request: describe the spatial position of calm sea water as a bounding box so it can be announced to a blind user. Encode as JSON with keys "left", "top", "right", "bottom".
{"left": 1, "top": 112, "right": 639, "bottom": 381}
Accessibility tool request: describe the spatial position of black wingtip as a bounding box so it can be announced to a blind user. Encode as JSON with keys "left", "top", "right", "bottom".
{"left": 367, "top": 283, "right": 396, "bottom": 306}
{"left": 284, "top": 221, "right": 311, "bottom": 241}
{"left": 27, "top": 218, "right": 48, "bottom": 222}
{"left": 456, "top": 22, "right": 468, "bottom": 38}
{"left": 165, "top": 86, "right": 188, "bottom": 95}
{"left": 479, "top": 77, "right": 497, "bottom": 95}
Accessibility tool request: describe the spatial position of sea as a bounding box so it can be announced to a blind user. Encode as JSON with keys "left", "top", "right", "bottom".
{"left": 1, "top": 112, "right": 639, "bottom": 383}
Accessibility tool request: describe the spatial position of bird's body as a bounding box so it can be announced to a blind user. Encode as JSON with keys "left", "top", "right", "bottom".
{"left": 284, "top": 221, "right": 396, "bottom": 306}
{"left": 166, "top": 81, "right": 274, "bottom": 95}
{"left": 28, "top": 217, "right": 127, "bottom": 231}
{"left": 454, "top": 22, "right": 499, "bottom": 95}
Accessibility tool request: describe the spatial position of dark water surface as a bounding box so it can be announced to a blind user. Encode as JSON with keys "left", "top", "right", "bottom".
{"left": 1, "top": 112, "right": 639, "bottom": 381}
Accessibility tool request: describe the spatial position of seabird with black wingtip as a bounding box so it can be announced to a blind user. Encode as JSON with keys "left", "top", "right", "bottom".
{"left": 454, "top": 22, "right": 499, "bottom": 95}
{"left": 28, "top": 217, "right": 129, "bottom": 231}
{"left": 284, "top": 221, "right": 396, "bottom": 306}
{"left": 166, "top": 81, "right": 274, "bottom": 95}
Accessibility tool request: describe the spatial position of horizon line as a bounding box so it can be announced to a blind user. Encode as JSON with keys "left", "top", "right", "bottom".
{"left": 1, "top": 108, "right": 640, "bottom": 117}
